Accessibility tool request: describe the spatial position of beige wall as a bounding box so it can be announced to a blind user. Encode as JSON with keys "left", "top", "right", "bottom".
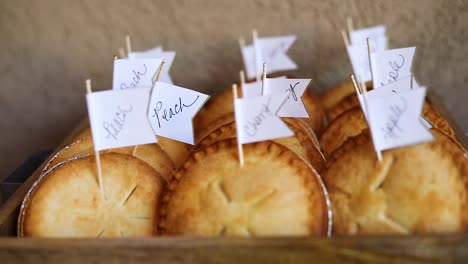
{"left": 1, "top": 0, "right": 467, "bottom": 178}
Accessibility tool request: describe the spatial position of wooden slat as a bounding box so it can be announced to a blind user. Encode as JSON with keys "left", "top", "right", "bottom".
{"left": 0, "top": 234, "right": 467, "bottom": 263}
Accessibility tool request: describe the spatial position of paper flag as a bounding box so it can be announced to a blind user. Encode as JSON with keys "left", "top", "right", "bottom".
{"left": 346, "top": 25, "right": 387, "bottom": 82}
{"left": 350, "top": 25, "right": 387, "bottom": 47}
{"left": 241, "top": 35, "right": 297, "bottom": 80}
{"left": 128, "top": 48, "right": 176, "bottom": 84}
{"left": 112, "top": 58, "right": 163, "bottom": 90}
{"left": 358, "top": 76, "right": 414, "bottom": 120}
{"left": 263, "top": 78, "right": 311, "bottom": 118}
{"left": 86, "top": 88, "right": 157, "bottom": 151}
{"left": 366, "top": 87, "right": 434, "bottom": 152}
{"left": 234, "top": 93, "right": 294, "bottom": 144}
{"left": 241, "top": 76, "right": 287, "bottom": 98}
{"left": 147, "top": 82, "right": 209, "bottom": 145}
{"left": 371, "top": 47, "right": 416, "bottom": 89}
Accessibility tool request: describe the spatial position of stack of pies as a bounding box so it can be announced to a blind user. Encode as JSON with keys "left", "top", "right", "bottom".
{"left": 18, "top": 78, "right": 467, "bottom": 238}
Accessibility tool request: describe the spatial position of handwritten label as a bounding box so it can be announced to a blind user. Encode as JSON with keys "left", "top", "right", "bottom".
{"left": 358, "top": 76, "right": 413, "bottom": 120}
{"left": 103, "top": 105, "right": 133, "bottom": 140}
{"left": 371, "top": 47, "right": 415, "bottom": 89}
{"left": 234, "top": 93, "right": 294, "bottom": 144}
{"left": 147, "top": 82, "right": 209, "bottom": 145}
{"left": 241, "top": 35, "right": 297, "bottom": 80}
{"left": 86, "top": 88, "right": 157, "bottom": 151}
{"left": 128, "top": 48, "right": 176, "bottom": 84}
{"left": 152, "top": 96, "right": 200, "bottom": 128}
{"left": 365, "top": 87, "right": 433, "bottom": 152}
{"left": 263, "top": 78, "right": 311, "bottom": 118}
{"left": 112, "top": 58, "right": 163, "bottom": 90}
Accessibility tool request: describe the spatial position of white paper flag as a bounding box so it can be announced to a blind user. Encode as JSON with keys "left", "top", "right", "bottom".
{"left": 263, "top": 78, "right": 311, "bottom": 118}
{"left": 147, "top": 82, "right": 209, "bottom": 145}
{"left": 241, "top": 35, "right": 297, "bottom": 80}
{"left": 371, "top": 47, "right": 416, "bottom": 88}
{"left": 128, "top": 48, "right": 176, "bottom": 84}
{"left": 86, "top": 88, "right": 157, "bottom": 151}
{"left": 234, "top": 94, "right": 294, "bottom": 144}
{"left": 366, "top": 87, "right": 434, "bottom": 152}
{"left": 358, "top": 76, "right": 414, "bottom": 120}
{"left": 350, "top": 25, "right": 387, "bottom": 47}
{"left": 241, "top": 76, "right": 287, "bottom": 98}
{"left": 346, "top": 25, "right": 388, "bottom": 82}
{"left": 112, "top": 58, "right": 163, "bottom": 90}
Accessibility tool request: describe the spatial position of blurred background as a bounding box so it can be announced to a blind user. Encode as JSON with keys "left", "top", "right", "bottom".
{"left": 0, "top": 0, "right": 467, "bottom": 179}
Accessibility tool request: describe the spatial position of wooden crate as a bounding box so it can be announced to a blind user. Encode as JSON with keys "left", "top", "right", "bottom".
{"left": 0, "top": 94, "right": 466, "bottom": 264}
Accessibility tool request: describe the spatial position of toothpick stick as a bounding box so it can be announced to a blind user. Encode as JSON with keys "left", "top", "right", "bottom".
{"left": 366, "top": 38, "right": 374, "bottom": 82}
{"left": 240, "top": 70, "right": 246, "bottom": 86}
{"left": 232, "top": 84, "right": 244, "bottom": 166}
{"left": 341, "top": 30, "right": 350, "bottom": 47}
{"left": 261, "top": 63, "right": 267, "bottom": 95}
{"left": 359, "top": 80, "right": 382, "bottom": 162}
{"left": 134, "top": 60, "right": 166, "bottom": 156}
{"left": 85, "top": 79, "right": 105, "bottom": 194}
{"left": 118, "top": 47, "right": 126, "bottom": 59}
{"left": 347, "top": 17, "right": 354, "bottom": 34}
{"left": 125, "top": 35, "right": 132, "bottom": 55}
{"left": 252, "top": 29, "right": 260, "bottom": 82}
{"left": 350, "top": 74, "right": 361, "bottom": 95}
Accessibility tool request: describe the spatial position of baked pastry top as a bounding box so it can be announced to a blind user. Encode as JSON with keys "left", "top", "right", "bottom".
{"left": 72, "top": 127, "right": 190, "bottom": 169}
{"left": 43, "top": 136, "right": 174, "bottom": 182}
{"left": 159, "top": 139, "right": 331, "bottom": 236}
{"left": 196, "top": 120, "right": 325, "bottom": 171}
{"left": 20, "top": 153, "right": 164, "bottom": 237}
{"left": 322, "top": 131, "right": 467, "bottom": 235}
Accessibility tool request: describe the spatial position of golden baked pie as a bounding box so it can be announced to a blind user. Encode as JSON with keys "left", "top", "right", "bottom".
{"left": 72, "top": 127, "right": 191, "bottom": 169}
{"left": 194, "top": 83, "right": 326, "bottom": 136}
{"left": 320, "top": 81, "right": 372, "bottom": 114}
{"left": 20, "top": 153, "right": 164, "bottom": 237}
{"left": 43, "top": 136, "right": 174, "bottom": 182}
{"left": 196, "top": 120, "right": 325, "bottom": 171}
{"left": 322, "top": 131, "right": 467, "bottom": 235}
{"left": 159, "top": 139, "right": 331, "bottom": 236}
{"left": 320, "top": 105, "right": 458, "bottom": 159}
{"left": 327, "top": 93, "right": 455, "bottom": 138}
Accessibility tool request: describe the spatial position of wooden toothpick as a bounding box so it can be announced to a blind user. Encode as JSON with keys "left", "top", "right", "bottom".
{"left": 252, "top": 29, "right": 259, "bottom": 82}
{"left": 366, "top": 37, "right": 374, "bottom": 82}
{"left": 125, "top": 35, "right": 132, "bottom": 55}
{"left": 232, "top": 84, "right": 244, "bottom": 167}
{"left": 240, "top": 70, "right": 246, "bottom": 86}
{"left": 133, "top": 60, "right": 166, "bottom": 156}
{"left": 350, "top": 74, "right": 361, "bottom": 95}
{"left": 261, "top": 63, "right": 267, "bottom": 95}
{"left": 85, "top": 79, "right": 105, "bottom": 194}
{"left": 341, "top": 30, "right": 350, "bottom": 47}
{"left": 118, "top": 47, "right": 126, "bottom": 59}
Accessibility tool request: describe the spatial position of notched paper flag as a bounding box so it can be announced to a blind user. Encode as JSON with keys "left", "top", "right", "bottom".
{"left": 112, "top": 58, "right": 163, "bottom": 90}
{"left": 234, "top": 93, "right": 294, "bottom": 144}
{"left": 371, "top": 47, "right": 415, "bottom": 89}
{"left": 365, "top": 87, "right": 434, "bottom": 153}
{"left": 241, "top": 76, "right": 286, "bottom": 98}
{"left": 346, "top": 25, "right": 388, "bottom": 82}
{"left": 241, "top": 35, "right": 297, "bottom": 80}
{"left": 147, "top": 82, "right": 209, "bottom": 145}
{"left": 263, "top": 78, "right": 311, "bottom": 118}
{"left": 86, "top": 88, "right": 157, "bottom": 151}
{"left": 128, "top": 48, "right": 176, "bottom": 84}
